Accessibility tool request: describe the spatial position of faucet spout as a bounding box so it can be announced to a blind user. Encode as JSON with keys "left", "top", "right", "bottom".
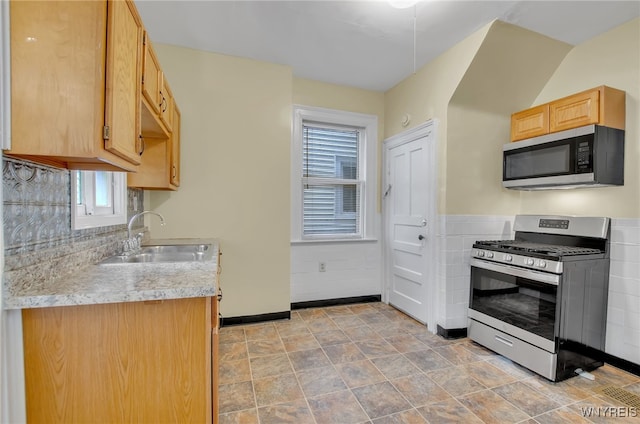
{"left": 127, "top": 210, "right": 166, "bottom": 240}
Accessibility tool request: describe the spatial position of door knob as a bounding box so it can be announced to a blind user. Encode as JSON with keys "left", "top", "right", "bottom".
{"left": 418, "top": 235, "right": 425, "bottom": 241}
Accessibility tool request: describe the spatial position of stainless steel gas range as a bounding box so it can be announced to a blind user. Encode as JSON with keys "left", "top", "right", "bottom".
{"left": 468, "top": 215, "right": 611, "bottom": 382}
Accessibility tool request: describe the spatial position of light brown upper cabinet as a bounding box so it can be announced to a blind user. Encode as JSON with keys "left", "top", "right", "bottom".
{"left": 142, "top": 32, "right": 162, "bottom": 118}
{"left": 7, "top": 0, "right": 143, "bottom": 171}
{"left": 170, "top": 105, "right": 181, "bottom": 187}
{"left": 549, "top": 86, "right": 625, "bottom": 133}
{"left": 140, "top": 33, "right": 167, "bottom": 138}
{"left": 140, "top": 33, "right": 174, "bottom": 137}
{"left": 128, "top": 102, "right": 180, "bottom": 190}
{"left": 160, "top": 77, "right": 175, "bottom": 132}
{"left": 511, "top": 104, "right": 550, "bottom": 142}
{"left": 133, "top": 32, "right": 181, "bottom": 190}
{"left": 511, "top": 86, "right": 626, "bottom": 142}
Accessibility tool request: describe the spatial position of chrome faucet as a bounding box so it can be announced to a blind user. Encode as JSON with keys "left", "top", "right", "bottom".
{"left": 125, "top": 211, "right": 166, "bottom": 252}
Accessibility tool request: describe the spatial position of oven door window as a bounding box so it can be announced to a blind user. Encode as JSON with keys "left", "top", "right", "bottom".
{"left": 470, "top": 266, "right": 557, "bottom": 341}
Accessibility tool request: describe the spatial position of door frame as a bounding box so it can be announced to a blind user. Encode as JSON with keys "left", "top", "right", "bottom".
{"left": 382, "top": 119, "right": 439, "bottom": 332}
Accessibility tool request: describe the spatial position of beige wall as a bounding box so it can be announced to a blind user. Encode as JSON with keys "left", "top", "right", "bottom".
{"left": 446, "top": 21, "right": 571, "bottom": 215}
{"left": 386, "top": 18, "right": 638, "bottom": 218}
{"left": 520, "top": 18, "right": 640, "bottom": 218}
{"left": 384, "top": 22, "right": 490, "bottom": 214}
{"left": 290, "top": 78, "right": 385, "bottom": 304}
{"left": 143, "top": 16, "right": 639, "bottom": 318}
{"left": 149, "top": 45, "right": 292, "bottom": 318}
{"left": 145, "top": 49, "right": 386, "bottom": 318}
{"left": 293, "top": 78, "right": 385, "bottom": 208}
{"left": 293, "top": 78, "right": 384, "bottom": 116}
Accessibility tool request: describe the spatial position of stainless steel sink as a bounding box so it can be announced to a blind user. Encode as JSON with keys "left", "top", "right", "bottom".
{"left": 139, "top": 244, "right": 210, "bottom": 255}
{"left": 100, "top": 243, "right": 213, "bottom": 264}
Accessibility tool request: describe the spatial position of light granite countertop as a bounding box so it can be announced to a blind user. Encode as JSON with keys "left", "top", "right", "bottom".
{"left": 4, "top": 239, "right": 219, "bottom": 310}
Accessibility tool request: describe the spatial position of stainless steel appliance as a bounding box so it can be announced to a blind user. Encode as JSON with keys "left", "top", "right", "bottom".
{"left": 468, "top": 215, "right": 611, "bottom": 381}
{"left": 503, "top": 125, "right": 624, "bottom": 190}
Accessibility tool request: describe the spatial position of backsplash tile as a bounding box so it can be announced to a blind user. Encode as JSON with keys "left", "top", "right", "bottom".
{"left": 438, "top": 214, "right": 515, "bottom": 329}
{"left": 2, "top": 157, "right": 144, "bottom": 286}
{"left": 3, "top": 158, "right": 70, "bottom": 254}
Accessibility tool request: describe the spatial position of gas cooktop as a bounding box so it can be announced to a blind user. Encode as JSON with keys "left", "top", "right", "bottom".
{"left": 473, "top": 240, "right": 604, "bottom": 258}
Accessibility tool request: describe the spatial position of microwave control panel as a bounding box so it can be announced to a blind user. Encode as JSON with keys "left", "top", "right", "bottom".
{"left": 576, "top": 140, "right": 592, "bottom": 172}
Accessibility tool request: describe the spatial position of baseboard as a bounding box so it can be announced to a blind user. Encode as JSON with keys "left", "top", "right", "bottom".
{"left": 603, "top": 352, "right": 640, "bottom": 377}
{"left": 220, "top": 295, "right": 382, "bottom": 327}
{"left": 437, "top": 325, "right": 468, "bottom": 340}
{"left": 291, "top": 295, "right": 382, "bottom": 310}
{"left": 221, "top": 311, "right": 291, "bottom": 327}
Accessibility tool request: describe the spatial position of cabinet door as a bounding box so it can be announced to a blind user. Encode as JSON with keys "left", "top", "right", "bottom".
{"left": 9, "top": 0, "right": 106, "bottom": 158}
{"left": 128, "top": 104, "right": 179, "bottom": 190}
{"left": 160, "top": 76, "right": 175, "bottom": 132}
{"left": 104, "top": 0, "right": 143, "bottom": 165}
{"left": 142, "top": 32, "right": 161, "bottom": 115}
{"left": 7, "top": 1, "right": 137, "bottom": 171}
{"left": 549, "top": 89, "right": 599, "bottom": 133}
{"left": 171, "top": 105, "right": 181, "bottom": 187}
{"left": 212, "top": 298, "right": 219, "bottom": 423}
{"left": 127, "top": 137, "right": 170, "bottom": 189}
{"left": 510, "top": 104, "right": 549, "bottom": 142}
{"left": 23, "top": 298, "right": 212, "bottom": 423}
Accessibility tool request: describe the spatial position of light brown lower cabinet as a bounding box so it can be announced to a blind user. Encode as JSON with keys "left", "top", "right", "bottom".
{"left": 22, "top": 297, "right": 218, "bottom": 423}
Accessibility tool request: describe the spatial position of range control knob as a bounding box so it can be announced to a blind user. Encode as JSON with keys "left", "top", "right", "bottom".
{"left": 486, "top": 252, "right": 494, "bottom": 258}
{"left": 504, "top": 254, "right": 513, "bottom": 262}
{"left": 525, "top": 258, "right": 534, "bottom": 266}
{"left": 538, "top": 260, "right": 547, "bottom": 268}
{"left": 476, "top": 250, "right": 485, "bottom": 257}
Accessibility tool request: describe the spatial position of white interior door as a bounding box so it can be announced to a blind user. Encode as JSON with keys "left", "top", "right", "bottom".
{"left": 384, "top": 121, "right": 437, "bottom": 328}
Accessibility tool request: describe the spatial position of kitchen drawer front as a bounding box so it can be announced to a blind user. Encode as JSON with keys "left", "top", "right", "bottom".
{"left": 468, "top": 319, "right": 557, "bottom": 381}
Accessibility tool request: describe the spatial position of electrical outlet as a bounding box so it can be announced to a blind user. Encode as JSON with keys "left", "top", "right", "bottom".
{"left": 319, "top": 262, "right": 326, "bottom": 272}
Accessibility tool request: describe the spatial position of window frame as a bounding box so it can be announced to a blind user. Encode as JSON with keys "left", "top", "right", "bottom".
{"left": 71, "top": 170, "right": 127, "bottom": 230}
{"left": 292, "top": 105, "right": 378, "bottom": 242}
{"left": 334, "top": 155, "right": 358, "bottom": 218}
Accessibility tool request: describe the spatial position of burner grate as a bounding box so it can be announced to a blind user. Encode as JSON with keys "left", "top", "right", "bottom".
{"left": 474, "top": 240, "right": 603, "bottom": 257}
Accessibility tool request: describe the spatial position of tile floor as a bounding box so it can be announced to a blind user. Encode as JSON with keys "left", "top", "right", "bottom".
{"left": 218, "top": 302, "right": 640, "bottom": 423}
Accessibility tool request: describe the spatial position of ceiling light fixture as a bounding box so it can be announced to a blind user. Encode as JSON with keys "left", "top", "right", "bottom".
{"left": 412, "top": 4, "right": 416, "bottom": 74}
{"left": 388, "top": 0, "right": 419, "bottom": 9}
{"left": 389, "top": 0, "right": 420, "bottom": 74}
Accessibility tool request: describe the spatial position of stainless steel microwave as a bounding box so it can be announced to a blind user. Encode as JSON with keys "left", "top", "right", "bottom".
{"left": 503, "top": 125, "right": 624, "bottom": 190}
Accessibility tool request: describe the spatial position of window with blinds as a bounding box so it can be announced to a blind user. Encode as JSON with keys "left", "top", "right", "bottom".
{"left": 302, "top": 124, "right": 362, "bottom": 236}
{"left": 292, "top": 105, "right": 377, "bottom": 242}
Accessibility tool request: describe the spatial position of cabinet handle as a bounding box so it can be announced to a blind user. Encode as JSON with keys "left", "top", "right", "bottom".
{"left": 172, "top": 165, "right": 176, "bottom": 179}
{"left": 138, "top": 136, "right": 145, "bottom": 156}
{"left": 217, "top": 288, "right": 223, "bottom": 302}
{"left": 161, "top": 97, "right": 167, "bottom": 113}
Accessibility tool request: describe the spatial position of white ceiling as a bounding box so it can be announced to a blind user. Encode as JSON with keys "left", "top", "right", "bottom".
{"left": 135, "top": 0, "right": 640, "bottom": 91}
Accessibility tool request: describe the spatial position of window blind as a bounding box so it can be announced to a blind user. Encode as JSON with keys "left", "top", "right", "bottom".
{"left": 302, "top": 125, "right": 362, "bottom": 236}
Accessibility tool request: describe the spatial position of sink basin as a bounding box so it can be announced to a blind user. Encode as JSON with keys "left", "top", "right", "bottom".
{"left": 139, "top": 244, "right": 210, "bottom": 255}
{"left": 100, "top": 243, "right": 213, "bottom": 264}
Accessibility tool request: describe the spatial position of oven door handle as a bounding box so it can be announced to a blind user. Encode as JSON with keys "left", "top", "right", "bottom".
{"left": 470, "top": 258, "right": 560, "bottom": 286}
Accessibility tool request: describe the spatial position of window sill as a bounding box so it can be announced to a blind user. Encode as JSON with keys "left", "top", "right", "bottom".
{"left": 291, "top": 238, "right": 378, "bottom": 245}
